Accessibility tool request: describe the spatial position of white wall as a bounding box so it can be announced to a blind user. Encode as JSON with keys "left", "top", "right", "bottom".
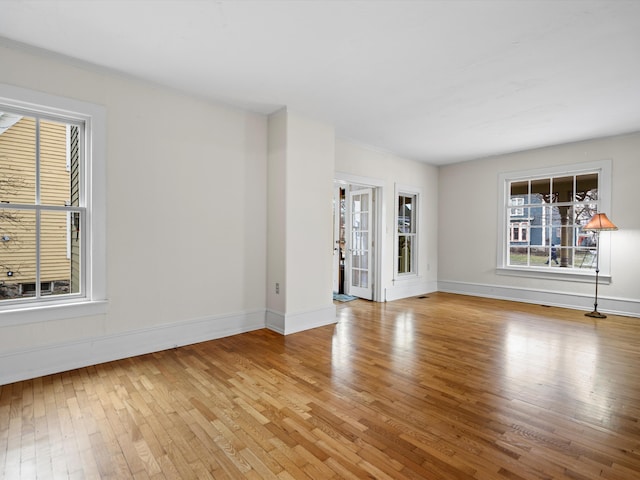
{"left": 335, "top": 140, "right": 439, "bottom": 301}
{"left": 286, "top": 111, "right": 335, "bottom": 314}
{"left": 438, "top": 132, "right": 640, "bottom": 317}
{"left": 266, "top": 109, "right": 337, "bottom": 334}
{"left": 0, "top": 42, "right": 268, "bottom": 383}
{"left": 266, "top": 109, "right": 287, "bottom": 316}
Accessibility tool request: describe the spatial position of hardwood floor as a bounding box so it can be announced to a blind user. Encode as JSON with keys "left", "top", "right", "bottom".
{"left": 2, "top": 292, "right": 640, "bottom": 479}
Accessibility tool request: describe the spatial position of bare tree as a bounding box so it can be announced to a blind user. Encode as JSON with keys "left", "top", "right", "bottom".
{"left": 0, "top": 157, "right": 30, "bottom": 296}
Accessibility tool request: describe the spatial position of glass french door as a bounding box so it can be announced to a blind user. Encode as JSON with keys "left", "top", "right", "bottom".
{"left": 346, "top": 188, "right": 373, "bottom": 300}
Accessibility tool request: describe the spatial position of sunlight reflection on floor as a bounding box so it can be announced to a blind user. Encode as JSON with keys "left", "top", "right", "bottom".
{"left": 503, "top": 317, "right": 610, "bottom": 420}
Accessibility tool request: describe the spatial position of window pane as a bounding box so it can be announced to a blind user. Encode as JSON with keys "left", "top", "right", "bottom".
{"left": 557, "top": 246, "right": 573, "bottom": 267}
{"left": 40, "top": 120, "right": 74, "bottom": 206}
{"left": 354, "top": 210, "right": 369, "bottom": 230}
{"left": 531, "top": 178, "right": 550, "bottom": 202}
{"left": 351, "top": 269, "right": 360, "bottom": 288}
{"left": 510, "top": 181, "right": 528, "bottom": 196}
{"left": 359, "top": 270, "right": 368, "bottom": 288}
{"left": 549, "top": 206, "right": 563, "bottom": 227}
{"left": 576, "top": 203, "right": 597, "bottom": 227}
{"left": 552, "top": 176, "right": 573, "bottom": 203}
{"left": 531, "top": 247, "right": 550, "bottom": 266}
{"left": 359, "top": 250, "right": 369, "bottom": 270}
{"left": 575, "top": 248, "right": 596, "bottom": 269}
{"left": 359, "top": 210, "right": 369, "bottom": 230}
{"left": 0, "top": 115, "right": 36, "bottom": 204}
{"left": 509, "top": 247, "right": 528, "bottom": 266}
{"left": 568, "top": 226, "right": 579, "bottom": 248}
{"left": 398, "top": 235, "right": 412, "bottom": 274}
{"left": 352, "top": 232, "right": 368, "bottom": 253}
{"left": 576, "top": 173, "right": 598, "bottom": 202}
{"left": 41, "top": 210, "right": 78, "bottom": 296}
{"left": 352, "top": 251, "right": 368, "bottom": 270}
{"left": 0, "top": 209, "right": 36, "bottom": 300}
{"left": 577, "top": 230, "right": 596, "bottom": 248}
{"left": 528, "top": 227, "right": 548, "bottom": 246}
{"left": 398, "top": 195, "right": 413, "bottom": 233}
{"left": 352, "top": 212, "right": 361, "bottom": 229}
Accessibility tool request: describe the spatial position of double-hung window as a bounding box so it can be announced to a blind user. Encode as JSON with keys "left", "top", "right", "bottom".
{"left": 395, "top": 186, "right": 419, "bottom": 277}
{"left": 0, "top": 84, "right": 106, "bottom": 324}
{"left": 497, "top": 160, "right": 612, "bottom": 282}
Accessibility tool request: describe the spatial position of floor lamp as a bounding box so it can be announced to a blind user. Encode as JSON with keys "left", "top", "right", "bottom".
{"left": 583, "top": 213, "right": 618, "bottom": 318}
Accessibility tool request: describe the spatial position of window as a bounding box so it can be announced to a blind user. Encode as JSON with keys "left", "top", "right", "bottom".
{"left": 0, "top": 83, "right": 106, "bottom": 324}
{"left": 395, "top": 188, "right": 419, "bottom": 276}
{"left": 510, "top": 197, "right": 524, "bottom": 216}
{"left": 0, "top": 113, "right": 83, "bottom": 300}
{"left": 498, "top": 160, "right": 612, "bottom": 281}
{"left": 510, "top": 221, "right": 529, "bottom": 243}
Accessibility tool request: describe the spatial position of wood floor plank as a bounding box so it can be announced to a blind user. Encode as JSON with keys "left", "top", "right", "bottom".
{"left": 2, "top": 292, "right": 640, "bottom": 478}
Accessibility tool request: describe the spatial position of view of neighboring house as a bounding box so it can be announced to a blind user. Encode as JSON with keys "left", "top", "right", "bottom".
{"left": 0, "top": 113, "right": 80, "bottom": 299}
{"left": 508, "top": 173, "right": 598, "bottom": 269}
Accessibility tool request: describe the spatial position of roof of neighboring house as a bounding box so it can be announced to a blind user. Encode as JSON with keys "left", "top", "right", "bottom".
{"left": 0, "top": 112, "right": 22, "bottom": 136}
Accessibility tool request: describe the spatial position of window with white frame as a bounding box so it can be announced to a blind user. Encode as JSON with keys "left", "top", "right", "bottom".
{"left": 510, "top": 221, "right": 530, "bottom": 243}
{"left": 0, "top": 84, "right": 106, "bottom": 323}
{"left": 396, "top": 190, "right": 418, "bottom": 276}
{"left": 510, "top": 197, "right": 524, "bottom": 216}
{"left": 497, "top": 160, "right": 612, "bottom": 280}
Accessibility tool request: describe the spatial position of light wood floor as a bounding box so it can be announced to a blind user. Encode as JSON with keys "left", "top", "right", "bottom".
{"left": 2, "top": 292, "right": 640, "bottom": 479}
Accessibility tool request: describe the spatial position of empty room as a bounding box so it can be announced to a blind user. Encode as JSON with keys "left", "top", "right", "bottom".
{"left": 1, "top": 1, "right": 639, "bottom": 479}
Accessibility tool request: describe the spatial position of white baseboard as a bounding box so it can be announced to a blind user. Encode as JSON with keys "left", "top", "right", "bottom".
{"left": 265, "top": 309, "right": 285, "bottom": 334}
{"left": 437, "top": 280, "right": 640, "bottom": 318}
{"left": 266, "top": 304, "right": 337, "bottom": 335}
{"left": 385, "top": 279, "right": 438, "bottom": 302}
{"left": 0, "top": 309, "right": 266, "bottom": 386}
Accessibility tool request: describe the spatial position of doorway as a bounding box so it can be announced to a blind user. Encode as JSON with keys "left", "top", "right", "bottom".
{"left": 333, "top": 179, "right": 381, "bottom": 301}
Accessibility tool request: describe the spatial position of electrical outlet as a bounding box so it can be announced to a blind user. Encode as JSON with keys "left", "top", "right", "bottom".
{"left": 275, "top": 282, "right": 280, "bottom": 294}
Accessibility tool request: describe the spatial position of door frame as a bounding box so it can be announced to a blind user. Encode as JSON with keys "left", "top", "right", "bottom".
{"left": 334, "top": 172, "right": 384, "bottom": 302}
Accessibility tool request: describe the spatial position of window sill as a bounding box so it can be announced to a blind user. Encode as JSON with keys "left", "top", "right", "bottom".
{"left": 0, "top": 299, "right": 108, "bottom": 326}
{"left": 496, "top": 267, "right": 610, "bottom": 284}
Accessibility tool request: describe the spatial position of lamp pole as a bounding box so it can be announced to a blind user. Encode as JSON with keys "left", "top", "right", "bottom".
{"left": 585, "top": 231, "right": 605, "bottom": 318}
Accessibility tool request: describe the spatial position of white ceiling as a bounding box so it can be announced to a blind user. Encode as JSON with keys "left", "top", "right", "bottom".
{"left": 1, "top": 0, "right": 640, "bottom": 165}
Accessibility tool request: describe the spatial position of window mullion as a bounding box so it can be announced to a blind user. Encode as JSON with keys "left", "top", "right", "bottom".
{"left": 35, "top": 117, "right": 41, "bottom": 205}
{"left": 35, "top": 209, "right": 41, "bottom": 299}
{"left": 35, "top": 117, "right": 41, "bottom": 299}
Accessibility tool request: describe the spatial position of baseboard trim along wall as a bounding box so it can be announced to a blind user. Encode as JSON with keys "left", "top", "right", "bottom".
{"left": 0, "top": 309, "right": 266, "bottom": 386}
{"left": 266, "top": 304, "right": 337, "bottom": 335}
{"left": 385, "top": 279, "right": 438, "bottom": 302}
{"left": 437, "top": 280, "right": 640, "bottom": 318}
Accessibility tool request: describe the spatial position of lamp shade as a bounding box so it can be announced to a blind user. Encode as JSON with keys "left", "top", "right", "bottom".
{"left": 583, "top": 213, "right": 618, "bottom": 232}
